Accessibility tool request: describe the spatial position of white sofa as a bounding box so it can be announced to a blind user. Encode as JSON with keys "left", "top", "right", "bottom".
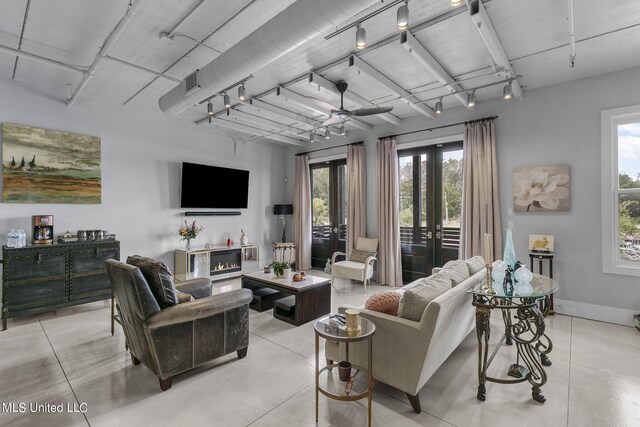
{"left": 325, "top": 256, "right": 485, "bottom": 413}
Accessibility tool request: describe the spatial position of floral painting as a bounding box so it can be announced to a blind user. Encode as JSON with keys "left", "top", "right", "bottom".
{"left": 513, "top": 164, "right": 570, "bottom": 212}
{"left": 2, "top": 123, "right": 101, "bottom": 204}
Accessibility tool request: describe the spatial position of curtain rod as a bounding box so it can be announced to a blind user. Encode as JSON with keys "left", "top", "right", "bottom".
{"left": 380, "top": 115, "right": 499, "bottom": 140}
{"left": 295, "top": 141, "right": 364, "bottom": 157}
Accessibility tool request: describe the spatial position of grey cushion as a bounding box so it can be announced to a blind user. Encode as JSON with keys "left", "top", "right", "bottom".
{"left": 127, "top": 255, "right": 178, "bottom": 309}
{"left": 465, "top": 255, "right": 486, "bottom": 275}
{"left": 441, "top": 259, "right": 469, "bottom": 287}
{"left": 348, "top": 248, "right": 375, "bottom": 263}
{"left": 398, "top": 271, "right": 452, "bottom": 321}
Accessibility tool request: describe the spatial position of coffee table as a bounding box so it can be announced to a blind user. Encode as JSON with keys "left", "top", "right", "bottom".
{"left": 241, "top": 271, "right": 331, "bottom": 326}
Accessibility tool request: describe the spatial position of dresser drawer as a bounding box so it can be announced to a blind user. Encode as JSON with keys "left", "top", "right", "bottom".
{"left": 71, "top": 244, "right": 120, "bottom": 273}
{"left": 70, "top": 273, "right": 111, "bottom": 300}
{"left": 5, "top": 250, "right": 67, "bottom": 282}
{"left": 6, "top": 279, "right": 67, "bottom": 310}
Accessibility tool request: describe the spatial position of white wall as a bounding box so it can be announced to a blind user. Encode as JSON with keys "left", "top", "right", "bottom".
{"left": 0, "top": 84, "right": 288, "bottom": 268}
{"left": 289, "top": 65, "right": 640, "bottom": 326}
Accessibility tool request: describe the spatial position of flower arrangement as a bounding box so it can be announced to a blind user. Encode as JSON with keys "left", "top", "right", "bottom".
{"left": 178, "top": 220, "right": 204, "bottom": 241}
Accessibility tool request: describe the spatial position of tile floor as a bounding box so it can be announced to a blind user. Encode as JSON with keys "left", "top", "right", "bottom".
{"left": 1, "top": 272, "right": 639, "bottom": 427}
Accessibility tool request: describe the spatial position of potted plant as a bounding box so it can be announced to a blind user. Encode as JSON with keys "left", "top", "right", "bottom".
{"left": 269, "top": 261, "right": 291, "bottom": 278}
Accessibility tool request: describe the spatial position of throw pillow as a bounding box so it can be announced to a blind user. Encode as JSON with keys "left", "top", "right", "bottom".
{"left": 398, "top": 271, "right": 452, "bottom": 321}
{"left": 365, "top": 290, "right": 403, "bottom": 316}
{"left": 441, "top": 259, "right": 469, "bottom": 287}
{"left": 348, "top": 249, "right": 375, "bottom": 263}
{"left": 176, "top": 290, "right": 194, "bottom": 304}
{"left": 465, "top": 255, "right": 486, "bottom": 275}
{"left": 127, "top": 255, "right": 178, "bottom": 309}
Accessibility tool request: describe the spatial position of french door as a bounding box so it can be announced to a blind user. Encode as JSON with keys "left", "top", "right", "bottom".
{"left": 310, "top": 160, "right": 347, "bottom": 268}
{"left": 398, "top": 142, "right": 463, "bottom": 283}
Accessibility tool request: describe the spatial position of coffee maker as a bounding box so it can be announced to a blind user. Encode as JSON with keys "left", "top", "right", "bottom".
{"left": 33, "top": 215, "right": 53, "bottom": 244}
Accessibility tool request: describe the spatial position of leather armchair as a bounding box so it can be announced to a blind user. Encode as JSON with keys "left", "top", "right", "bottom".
{"left": 106, "top": 259, "right": 252, "bottom": 391}
{"left": 331, "top": 237, "right": 378, "bottom": 293}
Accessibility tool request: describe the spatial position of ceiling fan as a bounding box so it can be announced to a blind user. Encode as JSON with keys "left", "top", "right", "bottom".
{"left": 321, "top": 81, "right": 393, "bottom": 127}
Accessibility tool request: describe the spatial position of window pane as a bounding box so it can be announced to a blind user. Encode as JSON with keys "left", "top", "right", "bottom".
{"left": 311, "top": 167, "right": 329, "bottom": 227}
{"left": 399, "top": 156, "right": 414, "bottom": 227}
{"left": 618, "top": 192, "right": 640, "bottom": 262}
{"left": 442, "top": 150, "right": 463, "bottom": 229}
{"left": 617, "top": 122, "right": 640, "bottom": 189}
{"left": 421, "top": 154, "right": 427, "bottom": 228}
{"left": 338, "top": 164, "right": 348, "bottom": 240}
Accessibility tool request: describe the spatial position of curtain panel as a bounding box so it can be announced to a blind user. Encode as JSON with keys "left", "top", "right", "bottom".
{"left": 347, "top": 143, "right": 367, "bottom": 254}
{"left": 376, "top": 137, "right": 403, "bottom": 286}
{"left": 460, "top": 119, "right": 502, "bottom": 260}
{"left": 294, "top": 154, "right": 312, "bottom": 270}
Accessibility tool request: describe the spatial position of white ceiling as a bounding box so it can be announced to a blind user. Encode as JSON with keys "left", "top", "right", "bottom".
{"left": 1, "top": 0, "right": 639, "bottom": 146}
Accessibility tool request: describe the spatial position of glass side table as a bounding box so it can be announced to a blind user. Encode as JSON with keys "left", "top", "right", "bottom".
{"left": 467, "top": 273, "right": 559, "bottom": 403}
{"left": 314, "top": 316, "right": 376, "bottom": 427}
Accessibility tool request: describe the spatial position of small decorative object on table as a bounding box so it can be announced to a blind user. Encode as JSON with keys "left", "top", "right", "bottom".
{"left": 226, "top": 233, "right": 231, "bottom": 248}
{"left": 483, "top": 233, "right": 496, "bottom": 294}
{"left": 178, "top": 220, "right": 204, "bottom": 251}
{"left": 345, "top": 309, "right": 361, "bottom": 333}
{"left": 240, "top": 229, "right": 248, "bottom": 246}
{"left": 269, "top": 261, "right": 291, "bottom": 278}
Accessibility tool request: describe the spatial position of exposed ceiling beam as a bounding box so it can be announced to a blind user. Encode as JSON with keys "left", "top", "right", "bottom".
{"left": 241, "top": 98, "right": 316, "bottom": 129}
{"left": 209, "top": 117, "right": 305, "bottom": 146}
{"left": 349, "top": 55, "right": 434, "bottom": 119}
{"left": 226, "top": 109, "right": 307, "bottom": 140}
{"left": 399, "top": 31, "right": 468, "bottom": 108}
{"left": 308, "top": 72, "right": 401, "bottom": 125}
{"left": 468, "top": 0, "right": 523, "bottom": 100}
{"left": 277, "top": 86, "right": 372, "bottom": 132}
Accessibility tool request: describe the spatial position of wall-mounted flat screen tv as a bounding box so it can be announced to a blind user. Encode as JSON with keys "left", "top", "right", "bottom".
{"left": 180, "top": 162, "right": 249, "bottom": 209}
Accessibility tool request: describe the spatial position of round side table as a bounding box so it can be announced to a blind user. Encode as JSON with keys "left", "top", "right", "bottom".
{"left": 314, "top": 316, "right": 376, "bottom": 426}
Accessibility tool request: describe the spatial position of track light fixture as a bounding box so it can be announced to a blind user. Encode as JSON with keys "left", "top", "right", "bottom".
{"left": 356, "top": 25, "right": 366, "bottom": 50}
{"left": 450, "top": 0, "right": 464, "bottom": 6}
{"left": 207, "top": 101, "right": 213, "bottom": 116}
{"left": 224, "top": 94, "right": 231, "bottom": 109}
{"left": 467, "top": 91, "right": 476, "bottom": 108}
{"left": 435, "top": 98, "right": 443, "bottom": 115}
{"left": 340, "top": 124, "right": 346, "bottom": 136}
{"left": 503, "top": 83, "right": 513, "bottom": 100}
{"left": 238, "top": 84, "right": 246, "bottom": 101}
{"left": 397, "top": 2, "right": 409, "bottom": 30}
{"left": 325, "top": 128, "right": 331, "bottom": 139}
{"left": 310, "top": 132, "right": 316, "bottom": 143}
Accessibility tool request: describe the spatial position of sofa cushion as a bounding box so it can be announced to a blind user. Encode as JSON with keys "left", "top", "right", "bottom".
{"left": 441, "top": 259, "right": 469, "bottom": 287}
{"left": 176, "top": 290, "right": 195, "bottom": 304}
{"left": 465, "top": 255, "right": 486, "bottom": 275}
{"left": 348, "top": 249, "right": 375, "bottom": 263}
{"left": 398, "top": 271, "right": 452, "bottom": 321}
{"left": 365, "top": 290, "right": 403, "bottom": 316}
{"left": 127, "top": 255, "right": 178, "bottom": 309}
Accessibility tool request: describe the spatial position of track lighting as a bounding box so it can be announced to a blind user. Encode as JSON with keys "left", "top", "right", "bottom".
{"left": 467, "top": 91, "right": 475, "bottom": 108}
{"left": 503, "top": 83, "right": 513, "bottom": 100}
{"left": 340, "top": 124, "right": 346, "bottom": 136}
{"left": 224, "top": 94, "right": 231, "bottom": 109}
{"left": 435, "top": 98, "right": 443, "bottom": 115}
{"left": 310, "top": 132, "right": 316, "bottom": 143}
{"left": 325, "top": 128, "right": 331, "bottom": 139}
{"left": 238, "top": 85, "right": 246, "bottom": 102}
{"left": 356, "top": 25, "right": 366, "bottom": 50}
{"left": 397, "top": 2, "right": 409, "bottom": 30}
{"left": 207, "top": 101, "right": 213, "bottom": 116}
{"left": 450, "top": 0, "right": 464, "bottom": 6}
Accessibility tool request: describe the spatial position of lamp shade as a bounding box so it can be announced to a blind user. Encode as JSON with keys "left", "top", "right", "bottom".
{"left": 274, "top": 204, "right": 293, "bottom": 215}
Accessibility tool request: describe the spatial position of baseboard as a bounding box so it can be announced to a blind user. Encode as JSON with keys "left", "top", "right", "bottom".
{"left": 554, "top": 298, "right": 637, "bottom": 327}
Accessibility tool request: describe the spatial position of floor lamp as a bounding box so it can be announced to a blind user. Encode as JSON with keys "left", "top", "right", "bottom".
{"left": 274, "top": 204, "right": 293, "bottom": 242}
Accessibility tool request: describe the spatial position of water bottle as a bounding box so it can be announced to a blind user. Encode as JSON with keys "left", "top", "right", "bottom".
{"left": 18, "top": 229, "right": 26, "bottom": 247}
{"left": 7, "top": 229, "right": 16, "bottom": 248}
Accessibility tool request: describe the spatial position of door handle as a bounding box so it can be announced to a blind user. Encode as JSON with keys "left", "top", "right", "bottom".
{"left": 333, "top": 227, "right": 339, "bottom": 233}
{"left": 426, "top": 231, "right": 433, "bottom": 239}
{"left": 435, "top": 231, "right": 441, "bottom": 239}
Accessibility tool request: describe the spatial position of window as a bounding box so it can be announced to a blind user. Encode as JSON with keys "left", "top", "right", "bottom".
{"left": 601, "top": 104, "right": 640, "bottom": 276}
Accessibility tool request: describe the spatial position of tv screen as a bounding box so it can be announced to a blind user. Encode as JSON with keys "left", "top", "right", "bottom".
{"left": 180, "top": 162, "right": 249, "bottom": 209}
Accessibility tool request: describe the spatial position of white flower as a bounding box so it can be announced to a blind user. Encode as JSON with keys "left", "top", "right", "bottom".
{"left": 513, "top": 168, "right": 569, "bottom": 210}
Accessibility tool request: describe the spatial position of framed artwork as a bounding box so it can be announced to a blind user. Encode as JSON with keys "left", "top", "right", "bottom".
{"left": 528, "top": 234, "right": 555, "bottom": 252}
{"left": 2, "top": 123, "right": 101, "bottom": 204}
{"left": 513, "top": 164, "right": 570, "bottom": 212}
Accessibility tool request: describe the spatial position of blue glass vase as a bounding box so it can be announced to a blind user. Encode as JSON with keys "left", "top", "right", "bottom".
{"left": 503, "top": 229, "right": 516, "bottom": 269}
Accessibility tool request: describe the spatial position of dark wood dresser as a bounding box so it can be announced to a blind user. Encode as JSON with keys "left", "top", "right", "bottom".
{"left": 1, "top": 240, "right": 120, "bottom": 330}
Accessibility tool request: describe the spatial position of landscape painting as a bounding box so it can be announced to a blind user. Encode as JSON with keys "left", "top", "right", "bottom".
{"left": 2, "top": 123, "right": 101, "bottom": 204}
